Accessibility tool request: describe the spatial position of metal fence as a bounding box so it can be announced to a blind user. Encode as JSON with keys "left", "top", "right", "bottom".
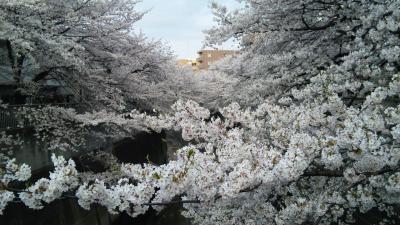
{"left": 0, "top": 103, "right": 76, "bottom": 130}
{"left": 0, "top": 107, "right": 20, "bottom": 130}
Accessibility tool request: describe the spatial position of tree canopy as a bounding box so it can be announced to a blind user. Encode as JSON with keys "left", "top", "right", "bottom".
{"left": 1, "top": 0, "right": 400, "bottom": 224}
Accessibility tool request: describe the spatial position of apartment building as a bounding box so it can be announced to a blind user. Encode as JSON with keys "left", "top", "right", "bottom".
{"left": 196, "top": 49, "right": 238, "bottom": 70}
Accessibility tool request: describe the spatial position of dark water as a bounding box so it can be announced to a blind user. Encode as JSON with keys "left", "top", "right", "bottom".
{"left": 0, "top": 199, "right": 116, "bottom": 225}
{"left": 0, "top": 199, "right": 190, "bottom": 225}
{"left": 114, "top": 206, "right": 191, "bottom": 225}
{"left": 0, "top": 131, "right": 191, "bottom": 225}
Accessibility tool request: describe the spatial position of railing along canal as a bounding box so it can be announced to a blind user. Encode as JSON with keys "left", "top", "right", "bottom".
{"left": 0, "top": 103, "right": 76, "bottom": 130}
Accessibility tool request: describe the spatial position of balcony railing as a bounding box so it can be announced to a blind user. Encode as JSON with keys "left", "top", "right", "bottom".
{"left": 0, "top": 103, "right": 77, "bottom": 130}
{"left": 0, "top": 108, "right": 20, "bottom": 130}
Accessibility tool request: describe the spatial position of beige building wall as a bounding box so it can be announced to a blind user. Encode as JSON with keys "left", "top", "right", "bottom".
{"left": 178, "top": 59, "right": 199, "bottom": 71}
{"left": 196, "top": 50, "right": 238, "bottom": 70}
{"left": 178, "top": 59, "right": 191, "bottom": 66}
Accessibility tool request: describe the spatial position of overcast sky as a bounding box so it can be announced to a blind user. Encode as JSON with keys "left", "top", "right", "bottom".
{"left": 134, "top": 0, "right": 241, "bottom": 59}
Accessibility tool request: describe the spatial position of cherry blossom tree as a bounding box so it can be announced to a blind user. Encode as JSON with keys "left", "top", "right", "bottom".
{"left": 1, "top": 0, "right": 400, "bottom": 225}
{"left": 0, "top": 0, "right": 174, "bottom": 111}
{"left": 207, "top": 0, "right": 400, "bottom": 108}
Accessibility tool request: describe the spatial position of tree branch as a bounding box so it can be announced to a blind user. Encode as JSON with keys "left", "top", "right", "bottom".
{"left": 303, "top": 167, "right": 399, "bottom": 177}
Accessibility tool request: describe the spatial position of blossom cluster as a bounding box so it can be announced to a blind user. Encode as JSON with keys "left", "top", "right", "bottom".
{"left": 0, "top": 0, "right": 400, "bottom": 224}
{"left": 18, "top": 154, "right": 78, "bottom": 209}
